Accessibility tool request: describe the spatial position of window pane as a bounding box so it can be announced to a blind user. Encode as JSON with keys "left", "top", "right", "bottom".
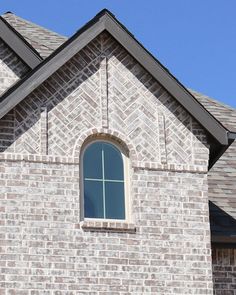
{"left": 105, "top": 182, "right": 125, "bottom": 219}
{"left": 83, "top": 142, "right": 103, "bottom": 179}
{"left": 103, "top": 143, "right": 124, "bottom": 180}
{"left": 84, "top": 180, "right": 104, "bottom": 218}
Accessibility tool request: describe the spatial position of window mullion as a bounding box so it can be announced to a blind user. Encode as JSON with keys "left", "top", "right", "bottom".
{"left": 102, "top": 146, "right": 106, "bottom": 219}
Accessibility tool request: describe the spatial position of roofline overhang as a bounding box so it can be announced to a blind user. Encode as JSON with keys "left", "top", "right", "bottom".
{"left": 102, "top": 11, "right": 229, "bottom": 145}
{"left": 0, "top": 9, "right": 230, "bottom": 146}
{"left": 0, "top": 15, "right": 42, "bottom": 68}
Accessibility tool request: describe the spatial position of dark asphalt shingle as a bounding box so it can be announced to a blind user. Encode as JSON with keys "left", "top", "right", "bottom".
{"left": 2, "top": 12, "right": 67, "bottom": 59}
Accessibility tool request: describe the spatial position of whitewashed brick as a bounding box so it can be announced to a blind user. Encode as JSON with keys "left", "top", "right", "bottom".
{"left": 0, "top": 32, "right": 214, "bottom": 294}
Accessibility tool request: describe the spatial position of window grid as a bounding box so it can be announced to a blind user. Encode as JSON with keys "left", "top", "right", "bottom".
{"left": 84, "top": 178, "right": 124, "bottom": 183}
{"left": 84, "top": 144, "right": 124, "bottom": 219}
{"left": 102, "top": 148, "right": 106, "bottom": 218}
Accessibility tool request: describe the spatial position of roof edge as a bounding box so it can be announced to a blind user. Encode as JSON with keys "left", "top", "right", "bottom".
{"left": 0, "top": 15, "right": 42, "bottom": 68}
{"left": 102, "top": 11, "right": 229, "bottom": 145}
{"left": 0, "top": 8, "right": 230, "bottom": 146}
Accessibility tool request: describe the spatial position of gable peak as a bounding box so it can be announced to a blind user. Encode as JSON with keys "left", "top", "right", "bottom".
{"left": 3, "top": 11, "right": 13, "bottom": 15}
{"left": 95, "top": 9, "right": 116, "bottom": 18}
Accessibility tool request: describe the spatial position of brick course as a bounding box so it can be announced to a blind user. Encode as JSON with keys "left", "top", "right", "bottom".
{"left": 0, "top": 32, "right": 213, "bottom": 294}
{"left": 0, "top": 32, "right": 209, "bottom": 168}
{"left": 0, "top": 159, "right": 213, "bottom": 294}
{"left": 212, "top": 248, "right": 236, "bottom": 295}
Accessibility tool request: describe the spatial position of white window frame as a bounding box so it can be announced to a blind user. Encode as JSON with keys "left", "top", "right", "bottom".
{"left": 80, "top": 138, "right": 131, "bottom": 222}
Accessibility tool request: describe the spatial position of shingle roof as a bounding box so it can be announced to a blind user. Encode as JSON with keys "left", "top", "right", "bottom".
{"left": 208, "top": 141, "right": 236, "bottom": 219}
{"left": 0, "top": 9, "right": 230, "bottom": 148}
{"left": 0, "top": 15, "right": 42, "bottom": 69}
{"left": 1, "top": 11, "right": 236, "bottom": 238}
{"left": 190, "top": 90, "right": 236, "bottom": 237}
{"left": 2, "top": 12, "right": 67, "bottom": 59}
{"left": 191, "top": 90, "right": 236, "bottom": 133}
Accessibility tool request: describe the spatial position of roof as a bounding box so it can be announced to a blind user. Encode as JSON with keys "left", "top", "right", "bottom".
{"left": 192, "top": 91, "right": 236, "bottom": 241}
{"left": 191, "top": 90, "right": 236, "bottom": 133}
{"left": 2, "top": 12, "right": 67, "bottom": 59}
{"left": 0, "top": 9, "right": 231, "bottom": 148}
{"left": 0, "top": 9, "right": 236, "bottom": 242}
{"left": 209, "top": 141, "right": 236, "bottom": 219}
{"left": 0, "top": 14, "right": 42, "bottom": 68}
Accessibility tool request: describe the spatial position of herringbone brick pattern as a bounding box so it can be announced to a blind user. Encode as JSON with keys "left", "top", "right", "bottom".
{"left": 0, "top": 32, "right": 213, "bottom": 294}
{"left": 47, "top": 56, "right": 101, "bottom": 157}
{"left": 104, "top": 33, "right": 208, "bottom": 166}
{"left": 0, "top": 39, "right": 29, "bottom": 95}
{"left": 0, "top": 32, "right": 208, "bottom": 168}
{"left": 14, "top": 101, "right": 41, "bottom": 154}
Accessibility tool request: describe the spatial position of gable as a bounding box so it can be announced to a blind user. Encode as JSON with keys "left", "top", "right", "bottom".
{"left": 0, "top": 32, "right": 209, "bottom": 171}
{"left": 0, "top": 30, "right": 215, "bottom": 295}
{"left": 0, "top": 11, "right": 233, "bottom": 292}
{"left": 0, "top": 9, "right": 229, "bottom": 151}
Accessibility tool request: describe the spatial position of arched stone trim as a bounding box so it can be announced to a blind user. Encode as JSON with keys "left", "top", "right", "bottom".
{"left": 73, "top": 128, "right": 138, "bottom": 164}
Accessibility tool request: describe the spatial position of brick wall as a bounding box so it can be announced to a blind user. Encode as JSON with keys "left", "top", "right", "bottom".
{"left": 0, "top": 155, "right": 213, "bottom": 294}
{"left": 0, "top": 39, "right": 29, "bottom": 95}
{"left": 212, "top": 247, "right": 236, "bottom": 295}
{"left": 0, "top": 32, "right": 209, "bottom": 169}
{"left": 0, "top": 32, "right": 213, "bottom": 294}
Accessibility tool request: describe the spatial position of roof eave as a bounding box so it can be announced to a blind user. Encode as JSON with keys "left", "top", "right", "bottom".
{"left": 0, "top": 16, "right": 42, "bottom": 68}
{"left": 0, "top": 9, "right": 230, "bottom": 146}
{"left": 0, "top": 14, "right": 106, "bottom": 120}
{"left": 103, "top": 12, "right": 229, "bottom": 145}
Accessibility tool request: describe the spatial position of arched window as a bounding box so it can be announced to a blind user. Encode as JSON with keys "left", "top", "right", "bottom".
{"left": 82, "top": 140, "right": 127, "bottom": 220}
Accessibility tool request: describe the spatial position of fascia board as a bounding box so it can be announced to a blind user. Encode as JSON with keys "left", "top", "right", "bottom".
{"left": 103, "top": 14, "right": 228, "bottom": 145}
{"left": 0, "top": 10, "right": 229, "bottom": 145}
{"left": 0, "top": 17, "right": 42, "bottom": 68}
{"left": 0, "top": 16, "right": 106, "bottom": 121}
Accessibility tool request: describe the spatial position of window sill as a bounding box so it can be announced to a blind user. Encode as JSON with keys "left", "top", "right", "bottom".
{"left": 79, "top": 220, "right": 136, "bottom": 233}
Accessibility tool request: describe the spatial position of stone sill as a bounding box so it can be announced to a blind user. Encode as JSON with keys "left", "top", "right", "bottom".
{"left": 79, "top": 220, "right": 136, "bottom": 233}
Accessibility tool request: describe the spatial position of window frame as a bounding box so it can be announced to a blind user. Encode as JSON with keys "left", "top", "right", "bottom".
{"left": 80, "top": 138, "right": 131, "bottom": 222}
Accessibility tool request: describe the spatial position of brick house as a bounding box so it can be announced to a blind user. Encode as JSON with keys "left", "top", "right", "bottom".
{"left": 0, "top": 9, "right": 235, "bottom": 294}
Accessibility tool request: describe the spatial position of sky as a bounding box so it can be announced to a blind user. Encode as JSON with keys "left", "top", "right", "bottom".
{"left": 0, "top": 0, "right": 236, "bottom": 108}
